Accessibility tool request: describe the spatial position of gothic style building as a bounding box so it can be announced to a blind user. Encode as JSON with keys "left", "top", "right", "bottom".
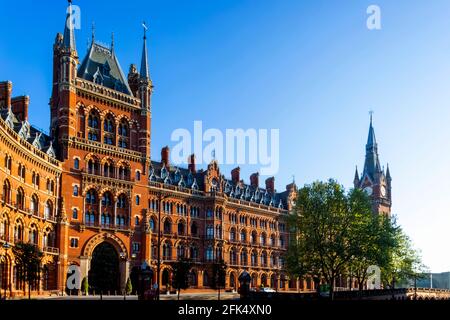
{"left": 354, "top": 116, "right": 392, "bottom": 216}
{"left": 0, "top": 2, "right": 304, "bottom": 297}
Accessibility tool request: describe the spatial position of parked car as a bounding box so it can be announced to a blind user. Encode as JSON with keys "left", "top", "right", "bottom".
{"left": 262, "top": 287, "right": 276, "bottom": 293}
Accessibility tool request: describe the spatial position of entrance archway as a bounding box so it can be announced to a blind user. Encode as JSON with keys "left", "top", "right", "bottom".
{"left": 89, "top": 242, "right": 120, "bottom": 294}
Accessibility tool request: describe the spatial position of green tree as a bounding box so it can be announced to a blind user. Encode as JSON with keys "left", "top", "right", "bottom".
{"left": 381, "top": 227, "right": 426, "bottom": 289}
{"left": 81, "top": 277, "right": 89, "bottom": 296}
{"left": 172, "top": 258, "right": 192, "bottom": 300}
{"left": 12, "top": 242, "right": 43, "bottom": 299}
{"left": 349, "top": 209, "right": 398, "bottom": 291}
{"left": 287, "top": 180, "right": 376, "bottom": 300}
{"left": 125, "top": 277, "right": 133, "bottom": 295}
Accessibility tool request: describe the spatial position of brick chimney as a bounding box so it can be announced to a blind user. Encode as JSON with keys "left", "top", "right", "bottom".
{"left": 161, "top": 146, "right": 170, "bottom": 168}
{"left": 231, "top": 167, "right": 240, "bottom": 184}
{"left": 11, "top": 96, "right": 29, "bottom": 122}
{"left": 250, "top": 173, "right": 259, "bottom": 188}
{"left": 188, "top": 154, "right": 196, "bottom": 173}
{"left": 265, "top": 177, "right": 275, "bottom": 193}
{"left": 0, "top": 81, "right": 12, "bottom": 109}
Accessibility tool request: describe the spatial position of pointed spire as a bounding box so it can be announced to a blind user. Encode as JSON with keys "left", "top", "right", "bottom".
{"left": 140, "top": 21, "right": 150, "bottom": 79}
{"left": 367, "top": 110, "right": 377, "bottom": 147}
{"left": 111, "top": 32, "right": 115, "bottom": 55}
{"left": 91, "top": 21, "right": 95, "bottom": 43}
{"left": 363, "top": 112, "right": 382, "bottom": 180}
{"left": 63, "top": 0, "right": 77, "bottom": 52}
{"left": 386, "top": 163, "right": 391, "bottom": 181}
{"left": 354, "top": 166, "right": 359, "bottom": 182}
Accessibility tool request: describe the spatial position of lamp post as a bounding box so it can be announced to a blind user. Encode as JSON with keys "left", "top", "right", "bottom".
{"left": 156, "top": 193, "right": 169, "bottom": 301}
{"left": 2, "top": 243, "right": 11, "bottom": 300}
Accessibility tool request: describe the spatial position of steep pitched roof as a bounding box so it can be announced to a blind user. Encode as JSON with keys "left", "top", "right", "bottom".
{"left": 0, "top": 108, "right": 55, "bottom": 157}
{"left": 78, "top": 42, "right": 132, "bottom": 95}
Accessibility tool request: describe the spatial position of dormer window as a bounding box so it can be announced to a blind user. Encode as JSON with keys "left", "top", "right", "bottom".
{"left": 103, "top": 62, "right": 111, "bottom": 77}
{"left": 93, "top": 67, "right": 103, "bottom": 85}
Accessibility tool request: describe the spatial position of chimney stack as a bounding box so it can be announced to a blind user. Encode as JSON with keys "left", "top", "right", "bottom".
{"left": 265, "top": 177, "right": 275, "bottom": 193}
{"left": 161, "top": 146, "right": 170, "bottom": 168}
{"left": 11, "top": 96, "right": 29, "bottom": 122}
{"left": 0, "top": 81, "right": 12, "bottom": 109}
{"left": 231, "top": 167, "right": 240, "bottom": 184}
{"left": 188, "top": 154, "right": 196, "bottom": 173}
{"left": 250, "top": 173, "right": 259, "bottom": 188}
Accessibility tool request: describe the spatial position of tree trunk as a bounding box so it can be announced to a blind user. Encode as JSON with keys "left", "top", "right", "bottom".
{"left": 177, "top": 288, "right": 180, "bottom": 300}
{"left": 28, "top": 282, "right": 31, "bottom": 300}
{"left": 329, "top": 277, "right": 335, "bottom": 301}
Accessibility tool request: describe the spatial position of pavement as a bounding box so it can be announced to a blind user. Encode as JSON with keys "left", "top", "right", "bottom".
{"left": 5, "top": 292, "right": 240, "bottom": 301}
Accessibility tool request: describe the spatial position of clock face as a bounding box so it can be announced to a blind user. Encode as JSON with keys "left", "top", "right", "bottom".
{"left": 363, "top": 186, "right": 373, "bottom": 196}
{"left": 381, "top": 185, "right": 387, "bottom": 197}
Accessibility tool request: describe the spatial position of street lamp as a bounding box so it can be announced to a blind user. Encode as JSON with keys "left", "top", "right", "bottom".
{"left": 2, "top": 243, "right": 11, "bottom": 300}
{"left": 156, "top": 193, "right": 169, "bottom": 301}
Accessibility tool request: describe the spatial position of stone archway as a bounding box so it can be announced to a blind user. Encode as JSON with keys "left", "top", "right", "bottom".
{"left": 80, "top": 233, "right": 129, "bottom": 293}
{"left": 88, "top": 242, "right": 120, "bottom": 294}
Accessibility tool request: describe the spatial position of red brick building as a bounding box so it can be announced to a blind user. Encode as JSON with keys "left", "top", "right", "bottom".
{"left": 0, "top": 2, "right": 306, "bottom": 297}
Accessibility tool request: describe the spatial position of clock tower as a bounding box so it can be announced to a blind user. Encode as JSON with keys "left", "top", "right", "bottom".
{"left": 354, "top": 115, "right": 392, "bottom": 215}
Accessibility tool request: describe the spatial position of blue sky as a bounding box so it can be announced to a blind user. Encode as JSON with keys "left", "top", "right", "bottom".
{"left": 1, "top": 0, "right": 450, "bottom": 273}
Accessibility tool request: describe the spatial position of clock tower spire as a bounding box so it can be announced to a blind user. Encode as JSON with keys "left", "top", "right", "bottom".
{"left": 355, "top": 114, "right": 391, "bottom": 216}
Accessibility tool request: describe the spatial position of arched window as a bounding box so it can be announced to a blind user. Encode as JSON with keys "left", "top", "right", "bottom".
{"left": 74, "top": 158, "right": 80, "bottom": 169}
{"left": 191, "top": 222, "right": 197, "bottom": 236}
{"left": 44, "top": 201, "right": 53, "bottom": 220}
{"left": 149, "top": 217, "right": 156, "bottom": 232}
{"left": 16, "top": 187, "right": 25, "bottom": 210}
{"left": 260, "top": 233, "right": 266, "bottom": 246}
{"left": 135, "top": 195, "right": 140, "bottom": 205}
{"left": 261, "top": 251, "right": 267, "bottom": 267}
{"left": 2, "top": 180, "right": 11, "bottom": 204}
{"left": 72, "top": 208, "right": 78, "bottom": 220}
{"left": 177, "top": 245, "right": 186, "bottom": 259}
{"left": 117, "top": 194, "right": 127, "bottom": 208}
{"left": 205, "top": 246, "right": 214, "bottom": 261}
{"left": 206, "top": 225, "right": 214, "bottom": 239}
{"left": 251, "top": 231, "right": 257, "bottom": 244}
{"left": 163, "top": 220, "right": 171, "bottom": 234}
{"left": 29, "top": 226, "right": 38, "bottom": 245}
{"left": 240, "top": 250, "right": 248, "bottom": 266}
{"left": 270, "top": 234, "right": 276, "bottom": 246}
{"left": 102, "top": 192, "right": 113, "bottom": 206}
{"left": 190, "top": 246, "right": 198, "bottom": 260}
{"left": 135, "top": 216, "right": 140, "bottom": 226}
{"left": 103, "top": 115, "right": 115, "bottom": 145}
{"left": 87, "top": 111, "right": 100, "bottom": 141}
{"left": 163, "top": 242, "right": 171, "bottom": 260}
{"left": 14, "top": 222, "right": 23, "bottom": 242}
{"left": 240, "top": 230, "right": 246, "bottom": 242}
{"left": 73, "top": 185, "right": 79, "bottom": 196}
{"left": 230, "top": 248, "right": 237, "bottom": 265}
{"left": 230, "top": 228, "right": 236, "bottom": 242}
{"left": 118, "top": 119, "right": 129, "bottom": 149}
{"left": 103, "top": 161, "right": 114, "bottom": 177}
{"left": 177, "top": 221, "right": 185, "bottom": 235}
{"left": 30, "top": 194, "right": 39, "bottom": 216}
{"left": 251, "top": 251, "right": 258, "bottom": 266}
{"left": 135, "top": 171, "right": 141, "bottom": 181}
{"left": 86, "top": 189, "right": 97, "bottom": 204}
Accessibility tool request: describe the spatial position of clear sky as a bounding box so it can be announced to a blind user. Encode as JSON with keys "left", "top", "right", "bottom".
{"left": 1, "top": 0, "right": 450, "bottom": 273}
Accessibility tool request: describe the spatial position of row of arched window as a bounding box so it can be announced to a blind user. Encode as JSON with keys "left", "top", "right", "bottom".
{"left": 82, "top": 158, "right": 132, "bottom": 181}
{"left": 86, "top": 111, "right": 130, "bottom": 149}
{"left": 3, "top": 155, "right": 56, "bottom": 194}
{"left": 2, "top": 180, "right": 54, "bottom": 219}
{"left": 0, "top": 215, "right": 55, "bottom": 248}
